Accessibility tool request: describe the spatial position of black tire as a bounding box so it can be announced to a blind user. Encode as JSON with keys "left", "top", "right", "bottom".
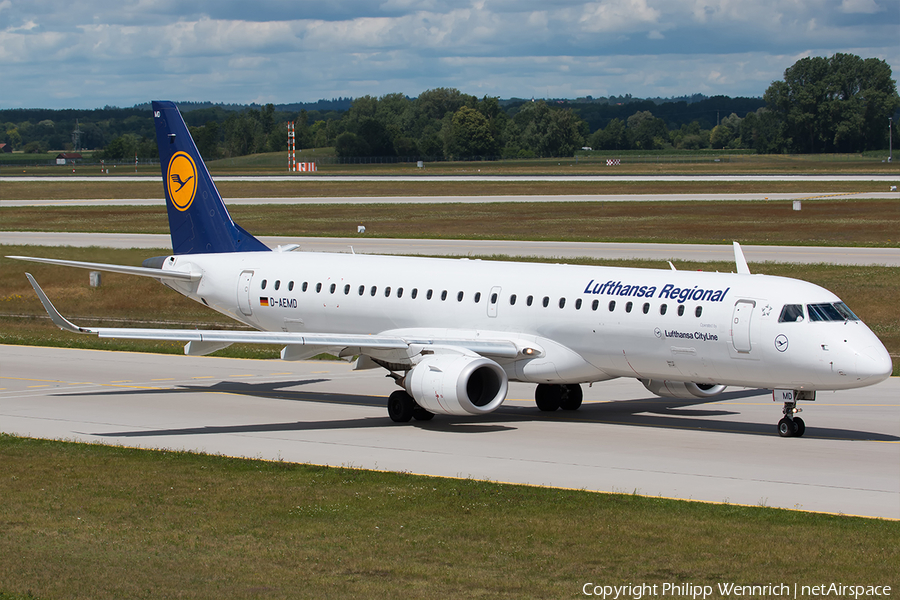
{"left": 535, "top": 383, "right": 562, "bottom": 411}
{"left": 777, "top": 417, "right": 796, "bottom": 437}
{"left": 793, "top": 416, "right": 805, "bottom": 437}
{"left": 412, "top": 406, "right": 435, "bottom": 421}
{"left": 388, "top": 390, "right": 415, "bottom": 423}
{"left": 559, "top": 384, "right": 583, "bottom": 411}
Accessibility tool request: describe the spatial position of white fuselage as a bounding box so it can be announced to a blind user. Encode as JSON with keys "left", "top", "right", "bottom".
{"left": 160, "top": 251, "right": 892, "bottom": 391}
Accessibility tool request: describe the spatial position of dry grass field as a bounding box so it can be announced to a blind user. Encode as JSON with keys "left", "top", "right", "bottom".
{"left": 0, "top": 178, "right": 897, "bottom": 202}
{"left": 2, "top": 197, "right": 899, "bottom": 247}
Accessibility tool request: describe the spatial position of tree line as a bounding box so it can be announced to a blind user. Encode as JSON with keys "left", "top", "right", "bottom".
{"left": 2, "top": 53, "right": 897, "bottom": 161}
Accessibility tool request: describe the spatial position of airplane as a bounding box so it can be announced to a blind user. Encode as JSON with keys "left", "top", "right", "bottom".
{"left": 10, "top": 101, "right": 893, "bottom": 438}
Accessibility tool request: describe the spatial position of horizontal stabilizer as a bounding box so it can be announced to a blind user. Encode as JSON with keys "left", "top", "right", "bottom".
{"left": 9, "top": 256, "right": 197, "bottom": 281}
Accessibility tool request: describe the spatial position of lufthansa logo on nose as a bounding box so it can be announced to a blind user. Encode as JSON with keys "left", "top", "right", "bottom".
{"left": 166, "top": 151, "right": 197, "bottom": 211}
{"left": 774, "top": 334, "right": 789, "bottom": 352}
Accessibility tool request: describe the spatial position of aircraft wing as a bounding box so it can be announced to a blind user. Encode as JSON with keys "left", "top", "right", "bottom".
{"left": 24, "top": 274, "right": 521, "bottom": 358}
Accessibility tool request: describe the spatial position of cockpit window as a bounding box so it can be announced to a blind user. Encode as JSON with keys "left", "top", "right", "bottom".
{"left": 834, "top": 302, "right": 859, "bottom": 321}
{"left": 778, "top": 304, "right": 804, "bottom": 323}
{"left": 807, "top": 302, "right": 859, "bottom": 322}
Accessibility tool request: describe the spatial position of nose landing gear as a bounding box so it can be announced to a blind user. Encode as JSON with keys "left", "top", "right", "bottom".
{"left": 773, "top": 389, "right": 814, "bottom": 437}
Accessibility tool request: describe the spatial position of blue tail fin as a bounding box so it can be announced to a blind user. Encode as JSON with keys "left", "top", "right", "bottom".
{"left": 152, "top": 101, "right": 270, "bottom": 255}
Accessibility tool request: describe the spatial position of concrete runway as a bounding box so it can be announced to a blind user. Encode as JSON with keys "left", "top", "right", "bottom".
{"left": 2, "top": 191, "right": 898, "bottom": 206}
{"left": 4, "top": 231, "right": 900, "bottom": 266}
{"left": 1, "top": 345, "right": 897, "bottom": 519}
{"left": 5, "top": 174, "right": 900, "bottom": 182}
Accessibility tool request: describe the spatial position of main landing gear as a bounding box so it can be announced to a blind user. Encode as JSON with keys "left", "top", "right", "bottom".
{"left": 535, "top": 383, "right": 583, "bottom": 411}
{"left": 387, "top": 390, "right": 434, "bottom": 423}
{"left": 777, "top": 400, "right": 806, "bottom": 438}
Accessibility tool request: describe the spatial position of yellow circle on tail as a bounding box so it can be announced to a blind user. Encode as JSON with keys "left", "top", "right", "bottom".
{"left": 166, "top": 151, "right": 197, "bottom": 211}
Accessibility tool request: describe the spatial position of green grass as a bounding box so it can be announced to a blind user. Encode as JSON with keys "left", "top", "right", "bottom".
{"left": 1, "top": 434, "right": 897, "bottom": 600}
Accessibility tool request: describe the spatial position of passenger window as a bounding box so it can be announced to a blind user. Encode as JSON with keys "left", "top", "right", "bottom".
{"left": 608, "top": 300, "right": 615, "bottom": 312}
{"left": 558, "top": 298, "right": 566, "bottom": 309}
{"left": 441, "top": 290, "right": 448, "bottom": 301}
{"left": 642, "top": 303, "right": 650, "bottom": 314}
{"left": 397, "top": 288, "right": 403, "bottom": 298}
{"left": 370, "top": 286, "right": 377, "bottom": 297}
{"left": 288, "top": 281, "right": 294, "bottom": 291}
{"left": 358, "top": 285, "right": 365, "bottom": 296}
{"left": 779, "top": 304, "right": 804, "bottom": 322}
{"left": 316, "top": 283, "right": 322, "bottom": 293}
{"left": 384, "top": 286, "right": 392, "bottom": 297}
{"left": 542, "top": 296, "right": 550, "bottom": 308}
{"left": 660, "top": 304, "right": 667, "bottom": 315}
{"left": 510, "top": 294, "right": 517, "bottom": 306}
{"left": 457, "top": 291, "right": 464, "bottom": 302}
{"left": 677, "top": 304, "right": 685, "bottom": 316}
{"left": 491, "top": 293, "right": 498, "bottom": 304}
{"left": 344, "top": 284, "right": 350, "bottom": 295}
{"left": 330, "top": 283, "right": 336, "bottom": 294}
{"left": 526, "top": 295, "right": 534, "bottom": 306}
{"left": 575, "top": 298, "right": 582, "bottom": 310}
{"left": 592, "top": 299, "right": 599, "bottom": 311}
{"left": 474, "top": 292, "right": 481, "bottom": 303}
{"left": 411, "top": 288, "right": 418, "bottom": 299}
{"left": 625, "top": 301, "right": 633, "bottom": 313}
{"left": 427, "top": 289, "right": 433, "bottom": 300}
{"left": 302, "top": 282, "right": 308, "bottom": 292}
{"left": 695, "top": 306, "right": 703, "bottom": 317}
{"left": 261, "top": 279, "right": 267, "bottom": 290}
{"left": 274, "top": 280, "right": 281, "bottom": 291}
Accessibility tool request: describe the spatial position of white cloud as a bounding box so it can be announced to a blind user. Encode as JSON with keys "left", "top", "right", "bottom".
{"left": 0, "top": 0, "right": 896, "bottom": 108}
{"left": 839, "top": 0, "right": 881, "bottom": 13}
{"left": 577, "top": 0, "right": 661, "bottom": 33}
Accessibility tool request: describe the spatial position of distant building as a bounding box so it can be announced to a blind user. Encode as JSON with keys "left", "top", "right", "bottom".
{"left": 56, "top": 152, "right": 82, "bottom": 165}
{"left": 0, "top": 143, "right": 11, "bottom": 153}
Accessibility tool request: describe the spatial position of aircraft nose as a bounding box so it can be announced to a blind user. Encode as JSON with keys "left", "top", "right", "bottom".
{"left": 858, "top": 344, "right": 894, "bottom": 383}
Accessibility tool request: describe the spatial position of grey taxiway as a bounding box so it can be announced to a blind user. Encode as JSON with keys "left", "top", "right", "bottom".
{"left": 1, "top": 345, "right": 897, "bottom": 519}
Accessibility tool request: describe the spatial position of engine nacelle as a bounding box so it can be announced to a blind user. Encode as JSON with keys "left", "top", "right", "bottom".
{"left": 405, "top": 354, "right": 508, "bottom": 416}
{"left": 641, "top": 379, "right": 727, "bottom": 400}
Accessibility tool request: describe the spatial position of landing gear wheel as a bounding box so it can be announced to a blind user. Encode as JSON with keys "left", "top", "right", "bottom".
{"left": 777, "top": 417, "right": 797, "bottom": 438}
{"left": 535, "top": 383, "right": 562, "bottom": 411}
{"left": 412, "top": 406, "right": 435, "bottom": 421}
{"left": 387, "top": 390, "right": 415, "bottom": 423}
{"left": 792, "top": 416, "right": 805, "bottom": 437}
{"left": 559, "top": 384, "right": 583, "bottom": 411}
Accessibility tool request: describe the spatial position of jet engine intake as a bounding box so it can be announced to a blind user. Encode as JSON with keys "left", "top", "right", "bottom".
{"left": 406, "top": 354, "right": 508, "bottom": 416}
{"left": 641, "top": 379, "right": 727, "bottom": 399}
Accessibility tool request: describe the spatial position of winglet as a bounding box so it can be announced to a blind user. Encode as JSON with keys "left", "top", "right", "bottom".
{"left": 733, "top": 242, "right": 751, "bottom": 274}
{"left": 25, "top": 273, "right": 95, "bottom": 334}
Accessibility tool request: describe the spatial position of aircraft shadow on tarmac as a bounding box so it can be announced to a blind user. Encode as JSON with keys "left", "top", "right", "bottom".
{"left": 61, "top": 379, "right": 900, "bottom": 442}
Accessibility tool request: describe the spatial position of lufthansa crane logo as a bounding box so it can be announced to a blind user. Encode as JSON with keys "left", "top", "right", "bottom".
{"left": 166, "top": 151, "right": 197, "bottom": 211}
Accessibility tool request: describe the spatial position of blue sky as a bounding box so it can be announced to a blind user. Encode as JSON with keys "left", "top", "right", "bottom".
{"left": 1, "top": 0, "right": 897, "bottom": 109}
